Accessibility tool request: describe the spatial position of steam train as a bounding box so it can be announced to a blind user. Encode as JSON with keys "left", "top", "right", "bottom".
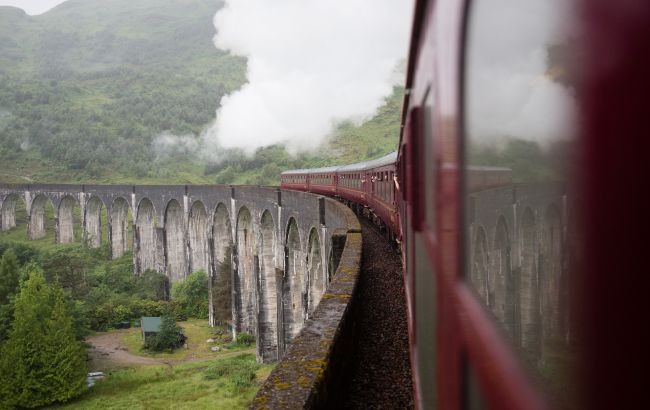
{"left": 282, "top": 0, "right": 649, "bottom": 409}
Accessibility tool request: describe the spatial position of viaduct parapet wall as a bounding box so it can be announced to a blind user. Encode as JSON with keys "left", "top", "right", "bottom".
{"left": 0, "top": 184, "right": 355, "bottom": 364}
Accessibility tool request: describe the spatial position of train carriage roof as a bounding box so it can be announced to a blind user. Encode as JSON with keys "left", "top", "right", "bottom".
{"left": 281, "top": 166, "right": 340, "bottom": 176}
{"left": 336, "top": 151, "right": 397, "bottom": 172}
{"left": 281, "top": 151, "right": 398, "bottom": 176}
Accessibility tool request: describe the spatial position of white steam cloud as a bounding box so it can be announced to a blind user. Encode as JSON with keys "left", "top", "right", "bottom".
{"left": 465, "top": 0, "right": 576, "bottom": 146}
{"left": 152, "top": 133, "right": 200, "bottom": 160}
{"left": 205, "top": 0, "right": 414, "bottom": 154}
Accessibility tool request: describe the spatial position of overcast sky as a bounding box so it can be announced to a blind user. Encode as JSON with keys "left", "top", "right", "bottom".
{"left": 0, "top": 0, "right": 67, "bottom": 15}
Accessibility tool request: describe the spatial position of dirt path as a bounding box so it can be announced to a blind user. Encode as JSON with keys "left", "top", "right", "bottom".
{"left": 86, "top": 330, "right": 256, "bottom": 372}
{"left": 86, "top": 330, "right": 159, "bottom": 371}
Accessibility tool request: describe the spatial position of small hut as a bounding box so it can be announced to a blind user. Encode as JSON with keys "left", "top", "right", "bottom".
{"left": 141, "top": 316, "right": 161, "bottom": 343}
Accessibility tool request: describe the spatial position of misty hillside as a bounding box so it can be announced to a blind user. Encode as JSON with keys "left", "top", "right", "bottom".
{"left": 0, "top": 0, "right": 401, "bottom": 185}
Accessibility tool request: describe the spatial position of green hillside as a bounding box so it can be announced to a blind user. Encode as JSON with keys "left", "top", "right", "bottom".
{"left": 0, "top": 0, "right": 401, "bottom": 185}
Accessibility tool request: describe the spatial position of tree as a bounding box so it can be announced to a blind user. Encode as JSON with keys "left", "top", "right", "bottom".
{"left": 0, "top": 267, "right": 87, "bottom": 408}
{"left": 42, "top": 289, "right": 88, "bottom": 402}
{"left": 0, "top": 249, "right": 19, "bottom": 305}
{"left": 171, "top": 270, "right": 209, "bottom": 319}
{"left": 213, "top": 247, "right": 233, "bottom": 325}
{"left": 0, "top": 303, "right": 12, "bottom": 343}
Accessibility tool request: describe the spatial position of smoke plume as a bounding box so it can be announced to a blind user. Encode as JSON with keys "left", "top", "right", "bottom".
{"left": 205, "top": 0, "right": 414, "bottom": 154}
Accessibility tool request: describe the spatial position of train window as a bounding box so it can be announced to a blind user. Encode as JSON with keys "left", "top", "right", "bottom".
{"left": 422, "top": 88, "right": 435, "bottom": 231}
{"left": 463, "top": 0, "right": 577, "bottom": 407}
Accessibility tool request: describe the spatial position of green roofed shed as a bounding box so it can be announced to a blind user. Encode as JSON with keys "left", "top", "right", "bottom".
{"left": 141, "top": 316, "right": 161, "bottom": 342}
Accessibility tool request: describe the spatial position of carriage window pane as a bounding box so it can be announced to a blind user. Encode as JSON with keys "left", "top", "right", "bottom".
{"left": 422, "top": 89, "right": 436, "bottom": 230}
{"left": 463, "top": 0, "right": 578, "bottom": 407}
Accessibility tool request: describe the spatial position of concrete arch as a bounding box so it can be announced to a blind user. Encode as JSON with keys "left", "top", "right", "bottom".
{"left": 492, "top": 215, "right": 515, "bottom": 339}
{"left": 259, "top": 209, "right": 278, "bottom": 362}
{"left": 471, "top": 226, "right": 489, "bottom": 305}
{"left": 164, "top": 199, "right": 186, "bottom": 283}
{"left": 235, "top": 206, "right": 257, "bottom": 336}
{"left": 211, "top": 203, "right": 233, "bottom": 327}
{"left": 281, "top": 217, "right": 304, "bottom": 353}
{"left": 56, "top": 195, "right": 80, "bottom": 244}
{"left": 84, "top": 196, "right": 105, "bottom": 248}
{"left": 306, "top": 227, "right": 324, "bottom": 315}
{"left": 29, "top": 194, "right": 54, "bottom": 240}
{"left": 135, "top": 197, "right": 158, "bottom": 273}
{"left": 110, "top": 197, "right": 131, "bottom": 259}
{"left": 541, "top": 204, "right": 564, "bottom": 342}
{"left": 520, "top": 207, "right": 540, "bottom": 360}
{"left": 188, "top": 201, "right": 209, "bottom": 274}
{"left": 1, "top": 193, "right": 25, "bottom": 232}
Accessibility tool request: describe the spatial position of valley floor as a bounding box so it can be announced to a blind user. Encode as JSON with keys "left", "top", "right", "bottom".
{"left": 47, "top": 320, "right": 271, "bottom": 410}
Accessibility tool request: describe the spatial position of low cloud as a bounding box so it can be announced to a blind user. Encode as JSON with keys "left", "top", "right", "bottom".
{"left": 151, "top": 133, "right": 201, "bottom": 160}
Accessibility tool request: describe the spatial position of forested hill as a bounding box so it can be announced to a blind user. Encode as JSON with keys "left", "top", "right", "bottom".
{"left": 0, "top": 0, "right": 402, "bottom": 185}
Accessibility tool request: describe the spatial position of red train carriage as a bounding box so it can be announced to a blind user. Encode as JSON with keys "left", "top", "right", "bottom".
{"left": 280, "top": 0, "right": 649, "bottom": 407}
{"left": 305, "top": 166, "right": 338, "bottom": 196}
{"left": 466, "top": 166, "right": 512, "bottom": 192}
{"left": 399, "top": 0, "right": 649, "bottom": 409}
{"left": 354, "top": 152, "right": 399, "bottom": 235}
{"left": 335, "top": 162, "right": 368, "bottom": 206}
{"left": 279, "top": 170, "right": 309, "bottom": 191}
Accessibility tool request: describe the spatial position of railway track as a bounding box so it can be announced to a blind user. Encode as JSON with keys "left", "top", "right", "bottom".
{"left": 343, "top": 218, "right": 414, "bottom": 409}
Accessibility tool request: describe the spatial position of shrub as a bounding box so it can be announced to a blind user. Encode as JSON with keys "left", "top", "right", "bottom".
{"left": 171, "top": 270, "right": 208, "bottom": 319}
{"left": 204, "top": 354, "right": 259, "bottom": 388}
{"left": 236, "top": 332, "right": 255, "bottom": 346}
{"left": 232, "top": 371, "right": 255, "bottom": 388}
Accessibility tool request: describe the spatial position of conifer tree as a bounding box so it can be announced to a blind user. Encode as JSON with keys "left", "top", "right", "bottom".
{"left": 43, "top": 288, "right": 87, "bottom": 402}
{"left": 0, "top": 267, "right": 87, "bottom": 408}
{"left": 0, "top": 249, "right": 19, "bottom": 305}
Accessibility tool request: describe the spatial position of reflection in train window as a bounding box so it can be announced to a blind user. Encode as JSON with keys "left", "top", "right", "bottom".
{"left": 463, "top": 0, "right": 577, "bottom": 407}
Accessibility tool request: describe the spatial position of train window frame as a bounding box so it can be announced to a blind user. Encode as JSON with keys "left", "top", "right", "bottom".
{"left": 421, "top": 87, "right": 436, "bottom": 232}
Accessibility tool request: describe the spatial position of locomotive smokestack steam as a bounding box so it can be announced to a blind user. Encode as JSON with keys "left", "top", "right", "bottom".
{"left": 205, "top": 0, "right": 414, "bottom": 155}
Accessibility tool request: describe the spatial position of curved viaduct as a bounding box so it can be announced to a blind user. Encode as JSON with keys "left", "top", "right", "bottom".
{"left": 0, "top": 183, "right": 354, "bottom": 363}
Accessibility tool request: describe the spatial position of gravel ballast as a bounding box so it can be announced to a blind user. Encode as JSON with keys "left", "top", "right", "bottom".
{"left": 343, "top": 218, "right": 414, "bottom": 409}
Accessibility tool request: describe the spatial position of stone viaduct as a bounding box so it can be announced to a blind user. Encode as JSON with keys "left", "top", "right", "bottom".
{"left": 0, "top": 183, "right": 354, "bottom": 363}
{"left": 467, "top": 182, "right": 569, "bottom": 365}
{"left": 0, "top": 180, "right": 570, "bottom": 406}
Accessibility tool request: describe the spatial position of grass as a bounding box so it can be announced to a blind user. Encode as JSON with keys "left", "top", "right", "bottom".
{"left": 121, "top": 319, "right": 250, "bottom": 362}
{"left": 46, "top": 354, "right": 273, "bottom": 410}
